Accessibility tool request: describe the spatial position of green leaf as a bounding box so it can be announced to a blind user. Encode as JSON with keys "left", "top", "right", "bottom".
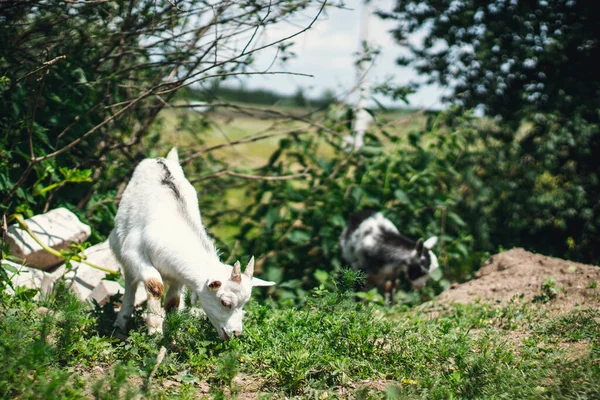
{"left": 14, "top": 286, "right": 38, "bottom": 301}
{"left": 331, "top": 214, "right": 345, "bottom": 227}
{"left": 351, "top": 187, "right": 364, "bottom": 205}
{"left": 264, "top": 207, "right": 279, "bottom": 231}
{"left": 455, "top": 243, "right": 469, "bottom": 257}
{"left": 286, "top": 230, "right": 310, "bottom": 244}
{"left": 1, "top": 262, "right": 19, "bottom": 274}
{"left": 72, "top": 68, "right": 88, "bottom": 83}
{"left": 394, "top": 189, "right": 410, "bottom": 204}
{"left": 447, "top": 211, "right": 466, "bottom": 227}
{"left": 360, "top": 146, "right": 384, "bottom": 155}
{"left": 314, "top": 269, "right": 329, "bottom": 285}
{"left": 265, "top": 266, "right": 283, "bottom": 283}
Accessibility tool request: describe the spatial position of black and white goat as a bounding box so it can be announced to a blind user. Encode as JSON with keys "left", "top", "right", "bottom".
{"left": 340, "top": 210, "right": 438, "bottom": 302}
{"left": 110, "top": 148, "right": 274, "bottom": 340}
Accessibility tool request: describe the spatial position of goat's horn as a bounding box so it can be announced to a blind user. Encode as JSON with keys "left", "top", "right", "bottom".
{"left": 244, "top": 256, "right": 255, "bottom": 278}
{"left": 231, "top": 260, "right": 242, "bottom": 282}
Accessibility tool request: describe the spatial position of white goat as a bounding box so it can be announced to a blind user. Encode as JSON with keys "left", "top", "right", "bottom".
{"left": 109, "top": 148, "right": 274, "bottom": 340}
{"left": 340, "top": 210, "right": 438, "bottom": 302}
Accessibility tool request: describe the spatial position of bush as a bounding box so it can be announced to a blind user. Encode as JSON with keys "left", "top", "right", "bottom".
{"left": 221, "top": 107, "right": 480, "bottom": 304}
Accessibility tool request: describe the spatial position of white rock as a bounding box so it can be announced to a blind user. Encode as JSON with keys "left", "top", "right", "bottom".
{"left": 88, "top": 280, "right": 125, "bottom": 307}
{"left": 53, "top": 240, "right": 121, "bottom": 301}
{"left": 2, "top": 240, "right": 149, "bottom": 307}
{"left": 6, "top": 208, "right": 91, "bottom": 270}
{"left": 1, "top": 259, "right": 46, "bottom": 300}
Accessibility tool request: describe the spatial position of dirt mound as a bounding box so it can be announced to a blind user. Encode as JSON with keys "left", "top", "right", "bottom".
{"left": 437, "top": 248, "right": 600, "bottom": 314}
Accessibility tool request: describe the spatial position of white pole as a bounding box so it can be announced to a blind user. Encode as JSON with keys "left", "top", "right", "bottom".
{"left": 345, "top": 0, "right": 374, "bottom": 151}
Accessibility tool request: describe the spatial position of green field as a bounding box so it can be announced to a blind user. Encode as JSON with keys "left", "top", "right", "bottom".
{"left": 153, "top": 105, "right": 428, "bottom": 170}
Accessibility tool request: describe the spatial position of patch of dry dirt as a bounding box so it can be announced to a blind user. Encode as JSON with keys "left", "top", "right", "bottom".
{"left": 436, "top": 248, "right": 600, "bottom": 315}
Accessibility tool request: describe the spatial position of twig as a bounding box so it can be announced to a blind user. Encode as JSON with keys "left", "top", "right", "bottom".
{"left": 241, "top": 0, "right": 272, "bottom": 55}
{"left": 136, "top": 0, "right": 328, "bottom": 101}
{"left": 191, "top": 168, "right": 310, "bottom": 183}
{"left": 149, "top": 346, "right": 167, "bottom": 382}
{"left": 441, "top": 206, "right": 447, "bottom": 274}
{"left": 2, "top": 90, "right": 150, "bottom": 207}
{"left": 165, "top": 0, "right": 184, "bottom": 12}
{"left": 209, "top": 119, "right": 249, "bottom": 161}
{"left": 1, "top": 214, "right": 7, "bottom": 262}
{"left": 14, "top": 56, "right": 66, "bottom": 84}
{"left": 64, "top": 0, "right": 109, "bottom": 3}
{"left": 182, "top": 126, "right": 307, "bottom": 164}
{"left": 2, "top": 164, "right": 35, "bottom": 207}
{"left": 153, "top": 71, "right": 314, "bottom": 97}
{"left": 28, "top": 78, "right": 45, "bottom": 160}
{"left": 35, "top": 88, "right": 153, "bottom": 162}
{"left": 55, "top": 102, "right": 104, "bottom": 147}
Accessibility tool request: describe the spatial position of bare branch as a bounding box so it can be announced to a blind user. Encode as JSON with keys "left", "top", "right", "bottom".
{"left": 241, "top": 0, "right": 272, "bottom": 55}
{"left": 14, "top": 55, "right": 66, "bottom": 84}
{"left": 191, "top": 168, "right": 310, "bottom": 183}
{"left": 35, "top": 89, "right": 153, "bottom": 162}
{"left": 181, "top": 126, "right": 308, "bottom": 164}
{"left": 64, "top": 0, "right": 109, "bottom": 3}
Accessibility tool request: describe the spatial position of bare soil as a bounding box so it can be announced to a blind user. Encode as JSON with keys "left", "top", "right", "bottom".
{"left": 436, "top": 248, "right": 600, "bottom": 315}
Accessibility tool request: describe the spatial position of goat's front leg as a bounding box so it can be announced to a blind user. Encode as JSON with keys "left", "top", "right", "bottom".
{"left": 165, "top": 281, "right": 184, "bottom": 313}
{"left": 142, "top": 268, "right": 165, "bottom": 335}
{"left": 384, "top": 280, "right": 394, "bottom": 305}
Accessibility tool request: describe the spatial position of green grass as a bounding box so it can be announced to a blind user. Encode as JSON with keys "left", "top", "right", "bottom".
{"left": 1, "top": 277, "right": 599, "bottom": 399}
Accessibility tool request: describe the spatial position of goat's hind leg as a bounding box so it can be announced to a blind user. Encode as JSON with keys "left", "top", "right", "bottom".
{"left": 114, "top": 272, "right": 139, "bottom": 335}
{"left": 119, "top": 247, "right": 165, "bottom": 335}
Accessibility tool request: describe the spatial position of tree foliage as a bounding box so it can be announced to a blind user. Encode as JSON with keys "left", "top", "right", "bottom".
{"left": 379, "top": 0, "right": 600, "bottom": 122}
{"left": 379, "top": 0, "right": 600, "bottom": 265}
{"left": 0, "top": 0, "right": 322, "bottom": 228}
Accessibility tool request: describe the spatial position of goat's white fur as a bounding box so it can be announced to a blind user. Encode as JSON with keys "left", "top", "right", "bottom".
{"left": 110, "top": 148, "right": 274, "bottom": 339}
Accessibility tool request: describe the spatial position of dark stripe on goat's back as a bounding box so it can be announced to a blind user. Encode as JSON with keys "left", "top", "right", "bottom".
{"left": 156, "top": 158, "right": 181, "bottom": 199}
{"left": 344, "top": 209, "right": 378, "bottom": 239}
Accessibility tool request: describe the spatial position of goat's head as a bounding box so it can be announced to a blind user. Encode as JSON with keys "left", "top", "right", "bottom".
{"left": 406, "top": 236, "right": 439, "bottom": 289}
{"left": 201, "top": 256, "right": 274, "bottom": 340}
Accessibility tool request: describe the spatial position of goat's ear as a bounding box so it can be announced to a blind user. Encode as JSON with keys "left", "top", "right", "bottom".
{"left": 231, "top": 261, "right": 242, "bottom": 283}
{"left": 166, "top": 147, "right": 179, "bottom": 163}
{"left": 244, "top": 256, "right": 255, "bottom": 278}
{"left": 423, "top": 236, "right": 438, "bottom": 249}
{"left": 251, "top": 277, "right": 276, "bottom": 287}
{"left": 208, "top": 280, "right": 222, "bottom": 291}
{"left": 415, "top": 238, "right": 424, "bottom": 255}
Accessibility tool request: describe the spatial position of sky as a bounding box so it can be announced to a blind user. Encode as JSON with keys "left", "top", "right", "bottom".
{"left": 236, "top": 0, "right": 448, "bottom": 109}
